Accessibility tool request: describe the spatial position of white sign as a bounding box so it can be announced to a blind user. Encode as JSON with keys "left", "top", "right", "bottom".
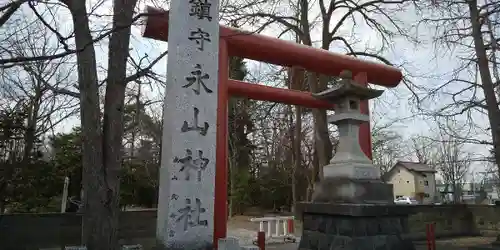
{"left": 157, "top": 0, "right": 220, "bottom": 248}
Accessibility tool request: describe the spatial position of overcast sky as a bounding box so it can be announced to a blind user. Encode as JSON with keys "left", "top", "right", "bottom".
{"left": 16, "top": 0, "right": 491, "bottom": 180}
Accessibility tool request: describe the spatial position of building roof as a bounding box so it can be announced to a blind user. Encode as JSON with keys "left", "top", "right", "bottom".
{"left": 383, "top": 161, "right": 436, "bottom": 181}
{"left": 396, "top": 161, "right": 436, "bottom": 173}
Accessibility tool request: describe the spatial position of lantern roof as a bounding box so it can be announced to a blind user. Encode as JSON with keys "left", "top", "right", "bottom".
{"left": 312, "top": 71, "right": 384, "bottom": 102}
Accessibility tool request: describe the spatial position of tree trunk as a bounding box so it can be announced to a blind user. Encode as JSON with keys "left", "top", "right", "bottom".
{"left": 67, "top": 0, "right": 136, "bottom": 248}
{"left": 484, "top": 5, "right": 500, "bottom": 101}
{"left": 289, "top": 67, "right": 304, "bottom": 212}
{"left": 468, "top": 0, "right": 500, "bottom": 173}
{"left": 99, "top": 0, "right": 138, "bottom": 248}
{"left": 68, "top": 0, "right": 106, "bottom": 248}
{"left": 130, "top": 84, "right": 142, "bottom": 159}
{"left": 452, "top": 182, "right": 460, "bottom": 204}
{"left": 22, "top": 93, "right": 40, "bottom": 162}
{"left": 291, "top": 105, "right": 302, "bottom": 212}
{"left": 309, "top": 73, "right": 333, "bottom": 177}
{"left": 296, "top": 0, "right": 332, "bottom": 181}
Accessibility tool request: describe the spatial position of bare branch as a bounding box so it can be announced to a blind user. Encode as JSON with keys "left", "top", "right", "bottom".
{"left": 0, "top": 0, "right": 28, "bottom": 28}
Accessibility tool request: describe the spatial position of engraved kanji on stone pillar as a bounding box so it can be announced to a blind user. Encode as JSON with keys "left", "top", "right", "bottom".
{"left": 156, "top": 0, "right": 220, "bottom": 248}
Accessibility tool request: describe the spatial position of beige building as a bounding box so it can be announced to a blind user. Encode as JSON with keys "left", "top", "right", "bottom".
{"left": 384, "top": 161, "right": 437, "bottom": 204}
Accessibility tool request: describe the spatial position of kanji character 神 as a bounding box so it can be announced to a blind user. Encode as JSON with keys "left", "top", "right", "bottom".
{"left": 173, "top": 149, "right": 210, "bottom": 182}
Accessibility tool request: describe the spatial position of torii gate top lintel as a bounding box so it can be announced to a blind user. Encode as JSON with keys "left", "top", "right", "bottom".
{"left": 142, "top": 6, "right": 403, "bottom": 88}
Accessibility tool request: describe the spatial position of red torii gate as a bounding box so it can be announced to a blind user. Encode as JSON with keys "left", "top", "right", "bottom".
{"left": 142, "top": 6, "right": 403, "bottom": 246}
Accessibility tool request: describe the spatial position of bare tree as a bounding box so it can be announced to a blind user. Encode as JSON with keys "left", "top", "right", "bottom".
{"left": 414, "top": 0, "right": 500, "bottom": 175}
{"left": 225, "top": 0, "right": 416, "bottom": 186}
{"left": 62, "top": 0, "right": 167, "bottom": 247}
{"left": 1, "top": 0, "right": 169, "bottom": 248}
{"left": 288, "top": 66, "right": 305, "bottom": 212}
{"left": 0, "top": 19, "right": 79, "bottom": 210}
{"left": 435, "top": 130, "right": 471, "bottom": 203}
{"left": 409, "top": 136, "right": 439, "bottom": 166}
{"left": 1, "top": 20, "right": 78, "bottom": 158}
{"left": 372, "top": 130, "right": 404, "bottom": 174}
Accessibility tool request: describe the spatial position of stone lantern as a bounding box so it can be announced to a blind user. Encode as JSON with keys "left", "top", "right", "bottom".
{"left": 309, "top": 70, "right": 392, "bottom": 203}
{"left": 314, "top": 70, "right": 383, "bottom": 181}
{"left": 296, "top": 70, "right": 415, "bottom": 250}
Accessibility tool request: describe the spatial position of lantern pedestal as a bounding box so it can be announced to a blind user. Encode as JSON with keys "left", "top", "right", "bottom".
{"left": 295, "top": 203, "right": 415, "bottom": 250}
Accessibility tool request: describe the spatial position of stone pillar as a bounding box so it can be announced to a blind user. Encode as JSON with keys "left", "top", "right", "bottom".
{"left": 157, "top": 0, "right": 220, "bottom": 249}
{"left": 296, "top": 71, "right": 415, "bottom": 250}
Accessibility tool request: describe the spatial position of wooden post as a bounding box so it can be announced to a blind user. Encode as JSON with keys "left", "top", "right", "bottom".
{"left": 257, "top": 231, "right": 266, "bottom": 250}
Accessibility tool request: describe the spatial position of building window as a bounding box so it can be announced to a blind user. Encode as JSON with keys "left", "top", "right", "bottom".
{"left": 424, "top": 181, "right": 429, "bottom": 186}
{"left": 424, "top": 193, "right": 430, "bottom": 198}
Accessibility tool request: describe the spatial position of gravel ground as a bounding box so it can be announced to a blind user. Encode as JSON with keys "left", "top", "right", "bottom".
{"left": 227, "top": 216, "right": 498, "bottom": 250}
{"left": 115, "top": 217, "right": 498, "bottom": 249}
{"left": 233, "top": 237, "right": 499, "bottom": 250}
{"left": 413, "top": 237, "right": 497, "bottom": 249}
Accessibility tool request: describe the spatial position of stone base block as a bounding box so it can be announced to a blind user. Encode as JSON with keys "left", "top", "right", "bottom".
{"left": 323, "top": 161, "right": 380, "bottom": 180}
{"left": 311, "top": 177, "right": 394, "bottom": 204}
{"left": 152, "top": 239, "right": 212, "bottom": 250}
{"left": 297, "top": 203, "right": 415, "bottom": 250}
{"left": 296, "top": 203, "right": 414, "bottom": 217}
